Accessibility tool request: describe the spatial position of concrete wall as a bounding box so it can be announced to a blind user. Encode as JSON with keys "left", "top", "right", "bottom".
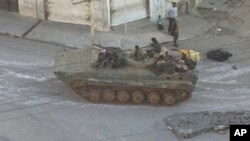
{"left": 18, "top": 0, "right": 45, "bottom": 19}
{"left": 93, "top": 0, "right": 110, "bottom": 31}
{"left": 149, "top": 0, "right": 188, "bottom": 21}
{"left": 149, "top": 0, "right": 166, "bottom": 21}
{"left": 18, "top": 0, "right": 110, "bottom": 31}
{"left": 18, "top": 0, "right": 203, "bottom": 30}
{"left": 110, "top": 0, "right": 148, "bottom": 26}
{"left": 0, "top": 0, "right": 9, "bottom": 11}
{"left": 46, "top": 0, "right": 90, "bottom": 25}
{"left": 195, "top": 0, "right": 203, "bottom": 6}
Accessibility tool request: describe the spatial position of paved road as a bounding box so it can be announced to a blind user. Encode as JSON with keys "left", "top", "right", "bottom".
{"left": 0, "top": 32, "right": 250, "bottom": 141}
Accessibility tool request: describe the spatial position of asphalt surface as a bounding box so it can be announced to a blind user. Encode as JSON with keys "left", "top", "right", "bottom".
{"left": 0, "top": 30, "right": 250, "bottom": 141}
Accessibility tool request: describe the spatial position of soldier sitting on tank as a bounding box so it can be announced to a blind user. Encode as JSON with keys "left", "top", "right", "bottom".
{"left": 146, "top": 38, "right": 161, "bottom": 58}
{"left": 182, "top": 57, "right": 196, "bottom": 70}
{"left": 151, "top": 51, "right": 168, "bottom": 75}
{"left": 109, "top": 51, "right": 127, "bottom": 68}
{"left": 96, "top": 49, "right": 113, "bottom": 68}
{"left": 153, "top": 59, "right": 168, "bottom": 75}
{"left": 175, "top": 60, "right": 189, "bottom": 73}
{"left": 150, "top": 37, "right": 161, "bottom": 53}
{"left": 109, "top": 52, "right": 118, "bottom": 68}
{"left": 133, "top": 45, "right": 145, "bottom": 61}
{"left": 180, "top": 53, "right": 196, "bottom": 70}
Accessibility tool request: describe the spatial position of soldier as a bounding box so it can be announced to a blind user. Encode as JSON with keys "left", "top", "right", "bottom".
{"left": 134, "top": 45, "right": 145, "bottom": 61}
{"left": 175, "top": 60, "right": 188, "bottom": 73}
{"left": 150, "top": 37, "right": 161, "bottom": 53}
{"left": 110, "top": 51, "right": 127, "bottom": 68}
{"left": 96, "top": 49, "right": 112, "bottom": 68}
{"left": 170, "top": 18, "right": 179, "bottom": 47}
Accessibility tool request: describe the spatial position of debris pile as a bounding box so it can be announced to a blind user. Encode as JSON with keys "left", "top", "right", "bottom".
{"left": 164, "top": 111, "right": 250, "bottom": 138}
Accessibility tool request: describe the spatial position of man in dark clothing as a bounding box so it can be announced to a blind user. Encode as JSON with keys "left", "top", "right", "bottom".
{"left": 170, "top": 19, "right": 179, "bottom": 47}
{"left": 96, "top": 49, "right": 112, "bottom": 68}
{"left": 134, "top": 45, "right": 145, "bottom": 61}
{"left": 151, "top": 37, "right": 161, "bottom": 53}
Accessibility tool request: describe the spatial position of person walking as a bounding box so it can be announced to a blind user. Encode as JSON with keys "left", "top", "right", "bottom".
{"left": 170, "top": 18, "right": 179, "bottom": 47}
{"left": 166, "top": 2, "right": 178, "bottom": 34}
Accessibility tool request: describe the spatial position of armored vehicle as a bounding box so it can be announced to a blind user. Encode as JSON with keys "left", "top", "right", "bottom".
{"left": 54, "top": 46, "right": 198, "bottom": 106}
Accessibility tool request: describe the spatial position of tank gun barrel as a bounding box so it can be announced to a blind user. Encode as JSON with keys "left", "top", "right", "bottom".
{"left": 93, "top": 44, "right": 121, "bottom": 52}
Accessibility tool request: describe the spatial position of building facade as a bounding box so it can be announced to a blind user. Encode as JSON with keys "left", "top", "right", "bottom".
{"left": 1, "top": 0, "right": 202, "bottom": 31}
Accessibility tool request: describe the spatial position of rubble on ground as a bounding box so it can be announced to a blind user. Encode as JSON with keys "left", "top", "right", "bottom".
{"left": 164, "top": 111, "right": 250, "bottom": 138}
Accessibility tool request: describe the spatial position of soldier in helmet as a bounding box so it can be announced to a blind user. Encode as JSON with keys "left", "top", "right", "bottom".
{"left": 133, "top": 45, "right": 145, "bottom": 61}
{"left": 96, "top": 49, "right": 112, "bottom": 68}
{"left": 150, "top": 37, "right": 161, "bottom": 53}
{"left": 110, "top": 51, "right": 127, "bottom": 68}
{"left": 175, "top": 60, "right": 188, "bottom": 72}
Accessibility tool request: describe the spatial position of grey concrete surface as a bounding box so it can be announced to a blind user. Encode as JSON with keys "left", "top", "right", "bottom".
{"left": 26, "top": 21, "right": 92, "bottom": 48}
{"left": 0, "top": 8, "right": 211, "bottom": 49}
{"left": 198, "top": 0, "right": 244, "bottom": 11}
{"left": 25, "top": 15, "right": 211, "bottom": 49}
{"left": 95, "top": 15, "right": 211, "bottom": 49}
{"left": 0, "top": 10, "right": 38, "bottom": 37}
{"left": 1, "top": 30, "right": 250, "bottom": 141}
{"left": 231, "top": 0, "right": 250, "bottom": 39}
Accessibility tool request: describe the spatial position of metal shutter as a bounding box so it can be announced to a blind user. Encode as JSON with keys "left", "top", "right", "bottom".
{"left": 110, "top": 0, "right": 148, "bottom": 26}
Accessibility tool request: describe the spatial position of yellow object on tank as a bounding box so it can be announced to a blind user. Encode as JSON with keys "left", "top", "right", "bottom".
{"left": 189, "top": 50, "right": 200, "bottom": 62}
{"left": 178, "top": 49, "right": 200, "bottom": 62}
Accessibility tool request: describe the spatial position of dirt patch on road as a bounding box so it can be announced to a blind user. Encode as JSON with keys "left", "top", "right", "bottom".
{"left": 206, "top": 24, "right": 236, "bottom": 35}
{"left": 197, "top": 0, "right": 245, "bottom": 36}
{"left": 226, "top": 0, "right": 245, "bottom": 8}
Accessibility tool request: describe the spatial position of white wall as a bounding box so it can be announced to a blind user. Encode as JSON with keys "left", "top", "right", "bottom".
{"left": 18, "top": 0, "right": 111, "bottom": 31}
{"left": 93, "top": 0, "right": 110, "bottom": 31}
{"left": 110, "top": 0, "right": 148, "bottom": 26}
{"left": 18, "top": 0, "right": 45, "bottom": 19}
{"left": 149, "top": 0, "right": 186, "bottom": 21}
{"left": 149, "top": 0, "right": 166, "bottom": 21}
{"left": 46, "top": 0, "right": 90, "bottom": 25}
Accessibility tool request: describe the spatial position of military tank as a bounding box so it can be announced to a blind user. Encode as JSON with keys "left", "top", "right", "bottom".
{"left": 54, "top": 46, "right": 198, "bottom": 106}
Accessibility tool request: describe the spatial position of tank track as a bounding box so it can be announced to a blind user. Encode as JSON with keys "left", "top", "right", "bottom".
{"left": 70, "top": 84, "right": 192, "bottom": 106}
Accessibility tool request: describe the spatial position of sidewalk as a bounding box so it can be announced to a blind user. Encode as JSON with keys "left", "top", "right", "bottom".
{"left": 0, "top": 10, "right": 211, "bottom": 49}
{"left": 0, "top": 11, "right": 38, "bottom": 37}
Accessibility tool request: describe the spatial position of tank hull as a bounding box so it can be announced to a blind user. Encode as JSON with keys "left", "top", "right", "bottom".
{"left": 54, "top": 48, "right": 198, "bottom": 105}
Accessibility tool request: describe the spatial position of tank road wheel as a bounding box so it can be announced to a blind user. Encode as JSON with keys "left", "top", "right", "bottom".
{"left": 147, "top": 92, "right": 160, "bottom": 104}
{"left": 131, "top": 91, "right": 145, "bottom": 104}
{"left": 117, "top": 91, "right": 130, "bottom": 103}
{"left": 163, "top": 93, "right": 176, "bottom": 105}
{"left": 88, "top": 89, "right": 100, "bottom": 102}
{"left": 103, "top": 89, "right": 116, "bottom": 102}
